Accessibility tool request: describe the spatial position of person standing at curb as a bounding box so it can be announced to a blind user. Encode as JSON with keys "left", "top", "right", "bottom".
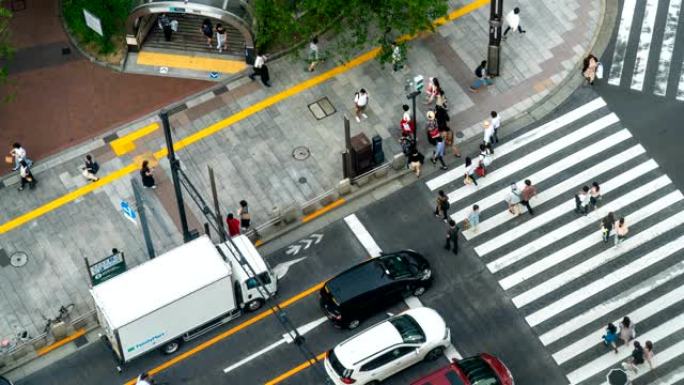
{"left": 601, "top": 212, "right": 615, "bottom": 243}
{"left": 575, "top": 185, "right": 591, "bottom": 215}
{"left": 464, "top": 157, "right": 478, "bottom": 186}
{"left": 308, "top": 36, "right": 320, "bottom": 72}
{"left": 614, "top": 217, "right": 629, "bottom": 246}
{"left": 141, "top": 160, "right": 156, "bottom": 189}
{"left": 521, "top": 179, "right": 537, "bottom": 215}
{"left": 81, "top": 154, "right": 99, "bottom": 182}
{"left": 249, "top": 53, "right": 271, "bottom": 87}
{"left": 619, "top": 316, "right": 636, "bottom": 346}
{"left": 226, "top": 213, "right": 241, "bottom": 237}
{"left": 506, "top": 183, "right": 522, "bottom": 215}
{"left": 407, "top": 146, "right": 424, "bottom": 177}
{"left": 445, "top": 219, "right": 459, "bottom": 255}
{"left": 464, "top": 204, "right": 480, "bottom": 231}
{"left": 353, "top": 89, "right": 369, "bottom": 122}
{"left": 470, "top": 60, "right": 493, "bottom": 92}
{"left": 9, "top": 142, "right": 29, "bottom": 171}
{"left": 490, "top": 111, "right": 501, "bottom": 144}
{"left": 201, "top": 19, "right": 213, "bottom": 47}
{"left": 17, "top": 159, "right": 36, "bottom": 191}
{"left": 431, "top": 136, "right": 448, "bottom": 170}
{"left": 503, "top": 7, "right": 526, "bottom": 38}
{"left": 215, "top": 24, "right": 227, "bottom": 53}
{"left": 434, "top": 190, "right": 450, "bottom": 221}
{"left": 602, "top": 323, "right": 619, "bottom": 353}
{"left": 391, "top": 41, "right": 404, "bottom": 72}
{"left": 238, "top": 200, "right": 251, "bottom": 231}
{"left": 590, "top": 181, "right": 602, "bottom": 210}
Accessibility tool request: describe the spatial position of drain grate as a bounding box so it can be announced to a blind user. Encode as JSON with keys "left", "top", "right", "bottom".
{"left": 307, "top": 97, "right": 336, "bottom": 120}
{"left": 293, "top": 146, "right": 310, "bottom": 160}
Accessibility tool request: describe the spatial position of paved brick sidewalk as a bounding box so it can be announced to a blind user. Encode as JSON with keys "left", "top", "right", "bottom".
{"left": 0, "top": 0, "right": 604, "bottom": 375}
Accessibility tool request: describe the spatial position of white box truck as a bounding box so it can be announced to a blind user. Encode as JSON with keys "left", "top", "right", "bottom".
{"left": 90, "top": 235, "right": 276, "bottom": 366}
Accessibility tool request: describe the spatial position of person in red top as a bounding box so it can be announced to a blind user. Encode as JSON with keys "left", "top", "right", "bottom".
{"left": 521, "top": 179, "right": 538, "bottom": 215}
{"left": 226, "top": 213, "right": 241, "bottom": 237}
{"left": 400, "top": 104, "right": 415, "bottom": 138}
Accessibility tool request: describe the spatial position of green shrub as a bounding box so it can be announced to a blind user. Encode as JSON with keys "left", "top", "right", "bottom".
{"left": 62, "top": 0, "right": 135, "bottom": 54}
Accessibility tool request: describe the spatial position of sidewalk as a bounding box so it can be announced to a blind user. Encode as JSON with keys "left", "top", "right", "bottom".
{"left": 0, "top": 0, "right": 605, "bottom": 377}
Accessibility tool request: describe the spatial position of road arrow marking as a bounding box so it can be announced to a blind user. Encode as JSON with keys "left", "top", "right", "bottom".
{"left": 311, "top": 233, "right": 323, "bottom": 244}
{"left": 272, "top": 257, "right": 307, "bottom": 280}
{"left": 223, "top": 316, "right": 328, "bottom": 374}
{"left": 300, "top": 238, "right": 313, "bottom": 250}
{"left": 285, "top": 244, "right": 302, "bottom": 255}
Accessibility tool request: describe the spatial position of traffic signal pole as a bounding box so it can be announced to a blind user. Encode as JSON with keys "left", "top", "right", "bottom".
{"left": 487, "top": 0, "right": 504, "bottom": 76}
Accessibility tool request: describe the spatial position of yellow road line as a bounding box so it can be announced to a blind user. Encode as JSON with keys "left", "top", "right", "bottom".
{"left": 36, "top": 328, "right": 86, "bottom": 356}
{"left": 302, "top": 198, "right": 346, "bottom": 223}
{"left": 264, "top": 352, "right": 327, "bottom": 385}
{"left": 109, "top": 123, "right": 159, "bottom": 156}
{"left": 137, "top": 51, "right": 247, "bottom": 73}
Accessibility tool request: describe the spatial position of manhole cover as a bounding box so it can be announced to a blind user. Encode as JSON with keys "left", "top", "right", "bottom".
{"left": 293, "top": 146, "right": 310, "bottom": 160}
{"left": 10, "top": 252, "right": 28, "bottom": 267}
{"left": 307, "top": 97, "right": 336, "bottom": 120}
{"left": 455, "top": 131, "right": 465, "bottom": 139}
{"left": 298, "top": 177, "right": 307, "bottom": 184}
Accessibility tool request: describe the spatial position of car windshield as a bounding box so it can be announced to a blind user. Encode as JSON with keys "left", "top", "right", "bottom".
{"left": 381, "top": 254, "right": 419, "bottom": 279}
{"left": 457, "top": 356, "right": 501, "bottom": 385}
{"left": 389, "top": 314, "right": 425, "bottom": 343}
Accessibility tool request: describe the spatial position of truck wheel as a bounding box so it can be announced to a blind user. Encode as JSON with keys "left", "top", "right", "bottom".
{"left": 161, "top": 339, "right": 181, "bottom": 355}
{"left": 246, "top": 299, "right": 264, "bottom": 312}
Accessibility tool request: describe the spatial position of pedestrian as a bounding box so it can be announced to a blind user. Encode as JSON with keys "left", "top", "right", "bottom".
{"left": 589, "top": 181, "right": 601, "bottom": 210}
{"left": 574, "top": 185, "right": 591, "bottom": 215}
{"left": 520, "top": 179, "right": 538, "bottom": 215}
{"left": 601, "top": 212, "right": 615, "bottom": 243}
{"left": 623, "top": 341, "right": 645, "bottom": 373}
{"left": 400, "top": 104, "right": 414, "bottom": 139}
{"left": 226, "top": 213, "right": 241, "bottom": 237}
{"left": 644, "top": 340, "right": 655, "bottom": 369}
{"left": 469, "top": 60, "right": 493, "bottom": 92}
{"left": 390, "top": 41, "right": 404, "bottom": 71}
{"left": 445, "top": 219, "right": 459, "bottom": 255}
{"left": 200, "top": 18, "right": 213, "bottom": 47}
{"left": 140, "top": 160, "right": 156, "bottom": 189}
{"left": 464, "top": 157, "right": 478, "bottom": 186}
{"left": 483, "top": 120, "right": 495, "bottom": 151}
{"left": 582, "top": 54, "right": 599, "bottom": 85}
{"left": 619, "top": 316, "right": 636, "bottom": 346}
{"left": 464, "top": 204, "right": 480, "bottom": 231}
{"left": 424, "top": 77, "right": 440, "bottom": 104}
{"left": 9, "top": 142, "right": 29, "bottom": 171}
{"left": 308, "top": 36, "right": 320, "bottom": 72}
{"left": 158, "top": 13, "right": 173, "bottom": 41}
{"left": 215, "top": 23, "right": 227, "bottom": 53}
{"left": 426, "top": 110, "right": 440, "bottom": 145}
{"left": 431, "top": 136, "right": 448, "bottom": 170}
{"left": 443, "top": 127, "right": 460, "bottom": 158}
{"left": 614, "top": 217, "right": 629, "bottom": 246}
{"left": 602, "top": 323, "right": 619, "bottom": 353}
{"left": 81, "top": 154, "right": 99, "bottom": 182}
{"left": 135, "top": 372, "right": 154, "bottom": 385}
{"left": 17, "top": 159, "right": 36, "bottom": 191}
{"left": 249, "top": 53, "right": 271, "bottom": 87}
{"left": 506, "top": 183, "right": 522, "bottom": 215}
{"left": 490, "top": 111, "right": 501, "bottom": 144}
{"left": 238, "top": 200, "right": 251, "bottom": 231}
{"left": 478, "top": 144, "right": 493, "bottom": 172}
{"left": 435, "top": 90, "right": 450, "bottom": 131}
{"left": 503, "top": 7, "right": 526, "bottom": 38}
{"left": 434, "top": 190, "right": 450, "bottom": 221}
{"left": 353, "top": 89, "right": 369, "bottom": 122}
{"left": 407, "top": 146, "right": 424, "bottom": 177}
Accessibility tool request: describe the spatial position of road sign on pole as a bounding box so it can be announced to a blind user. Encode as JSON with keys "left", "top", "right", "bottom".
{"left": 120, "top": 200, "right": 137, "bottom": 225}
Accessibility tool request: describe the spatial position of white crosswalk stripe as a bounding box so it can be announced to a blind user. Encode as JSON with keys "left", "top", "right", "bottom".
{"left": 424, "top": 97, "right": 684, "bottom": 384}
{"left": 606, "top": 0, "right": 684, "bottom": 100}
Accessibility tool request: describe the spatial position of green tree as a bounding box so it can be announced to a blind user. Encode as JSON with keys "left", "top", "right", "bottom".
{"left": 0, "top": 1, "right": 13, "bottom": 94}
{"left": 254, "top": 0, "right": 448, "bottom": 63}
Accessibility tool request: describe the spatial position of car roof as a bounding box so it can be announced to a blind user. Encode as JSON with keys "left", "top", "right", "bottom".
{"left": 410, "top": 353, "right": 508, "bottom": 385}
{"left": 334, "top": 315, "right": 404, "bottom": 367}
{"left": 325, "top": 257, "right": 395, "bottom": 304}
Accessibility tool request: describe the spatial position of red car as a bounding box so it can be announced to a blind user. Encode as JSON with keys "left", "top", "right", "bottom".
{"left": 410, "top": 353, "right": 513, "bottom": 385}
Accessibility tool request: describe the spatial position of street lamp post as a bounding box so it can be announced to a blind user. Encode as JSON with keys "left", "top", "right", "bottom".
{"left": 487, "top": 0, "right": 504, "bottom": 76}
{"left": 160, "top": 110, "right": 192, "bottom": 242}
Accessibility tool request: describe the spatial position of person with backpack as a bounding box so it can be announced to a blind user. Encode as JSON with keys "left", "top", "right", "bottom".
{"left": 426, "top": 110, "right": 440, "bottom": 145}
{"left": 434, "top": 190, "right": 450, "bottom": 221}
{"left": 469, "top": 60, "right": 493, "bottom": 92}
{"left": 81, "top": 154, "right": 99, "bottom": 182}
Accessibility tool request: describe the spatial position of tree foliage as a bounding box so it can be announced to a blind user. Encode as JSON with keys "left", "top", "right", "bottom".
{"left": 254, "top": 0, "right": 448, "bottom": 62}
{"left": 0, "top": 1, "right": 13, "bottom": 90}
{"left": 62, "top": 0, "right": 135, "bottom": 54}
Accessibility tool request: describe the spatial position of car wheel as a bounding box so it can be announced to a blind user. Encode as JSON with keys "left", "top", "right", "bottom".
{"left": 161, "top": 339, "right": 181, "bottom": 355}
{"left": 246, "top": 299, "right": 264, "bottom": 312}
{"left": 348, "top": 319, "right": 361, "bottom": 329}
{"left": 424, "top": 346, "right": 444, "bottom": 361}
{"left": 413, "top": 286, "right": 426, "bottom": 296}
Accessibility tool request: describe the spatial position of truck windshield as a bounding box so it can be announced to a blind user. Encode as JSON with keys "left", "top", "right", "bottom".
{"left": 246, "top": 272, "right": 272, "bottom": 289}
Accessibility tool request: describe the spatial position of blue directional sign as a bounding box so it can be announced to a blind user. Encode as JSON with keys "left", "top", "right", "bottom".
{"left": 120, "top": 200, "right": 137, "bottom": 224}
{"left": 209, "top": 72, "right": 220, "bottom": 79}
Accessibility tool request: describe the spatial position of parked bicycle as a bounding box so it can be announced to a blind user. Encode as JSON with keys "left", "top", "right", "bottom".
{"left": 0, "top": 328, "right": 30, "bottom": 356}
{"left": 42, "top": 304, "right": 75, "bottom": 334}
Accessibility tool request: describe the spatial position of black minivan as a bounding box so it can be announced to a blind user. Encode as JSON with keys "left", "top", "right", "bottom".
{"left": 319, "top": 250, "right": 432, "bottom": 329}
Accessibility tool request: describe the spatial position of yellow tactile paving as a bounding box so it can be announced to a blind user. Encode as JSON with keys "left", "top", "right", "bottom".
{"left": 109, "top": 122, "right": 159, "bottom": 156}
{"left": 137, "top": 51, "right": 247, "bottom": 73}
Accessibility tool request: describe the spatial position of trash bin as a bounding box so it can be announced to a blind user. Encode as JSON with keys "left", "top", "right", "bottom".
{"left": 371, "top": 135, "right": 384, "bottom": 165}
{"left": 350, "top": 133, "right": 373, "bottom": 176}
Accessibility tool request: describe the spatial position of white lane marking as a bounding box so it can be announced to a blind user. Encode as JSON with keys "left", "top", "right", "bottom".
{"left": 467, "top": 143, "right": 643, "bottom": 243}
{"left": 608, "top": 0, "right": 638, "bottom": 86}
{"left": 452, "top": 130, "right": 632, "bottom": 230}
{"left": 425, "top": 98, "right": 607, "bottom": 191}
{"left": 475, "top": 160, "right": 660, "bottom": 257}
{"left": 567, "top": 311, "right": 684, "bottom": 384}
{"left": 222, "top": 316, "right": 328, "bottom": 373}
{"left": 631, "top": 0, "right": 660, "bottom": 91}
{"left": 447, "top": 113, "right": 619, "bottom": 205}
{"left": 626, "top": 363, "right": 684, "bottom": 385}
{"left": 540, "top": 257, "right": 684, "bottom": 345}
{"left": 344, "top": 214, "right": 382, "bottom": 258}
{"left": 498, "top": 190, "right": 682, "bottom": 287}
{"left": 524, "top": 231, "right": 684, "bottom": 328}
{"left": 654, "top": 0, "right": 682, "bottom": 96}
{"left": 552, "top": 283, "right": 684, "bottom": 365}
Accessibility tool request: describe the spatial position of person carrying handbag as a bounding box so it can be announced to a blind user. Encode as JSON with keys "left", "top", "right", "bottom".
{"left": 18, "top": 159, "right": 36, "bottom": 191}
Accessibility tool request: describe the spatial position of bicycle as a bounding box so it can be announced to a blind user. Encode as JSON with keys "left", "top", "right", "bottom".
{"left": 42, "top": 304, "right": 75, "bottom": 334}
{"left": 0, "top": 328, "right": 30, "bottom": 356}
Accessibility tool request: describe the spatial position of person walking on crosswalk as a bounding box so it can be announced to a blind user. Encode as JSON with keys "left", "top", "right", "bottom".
{"left": 614, "top": 217, "right": 629, "bottom": 246}
{"left": 575, "top": 185, "right": 591, "bottom": 215}
{"left": 483, "top": 120, "right": 495, "bottom": 153}
{"left": 619, "top": 316, "right": 636, "bottom": 346}
{"left": 520, "top": 179, "right": 538, "bottom": 215}
{"left": 589, "top": 181, "right": 602, "bottom": 210}
{"left": 644, "top": 340, "right": 655, "bottom": 369}
{"left": 445, "top": 219, "right": 459, "bottom": 255}
{"left": 602, "top": 322, "right": 619, "bottom": 353}
{"left": 601, "top": 212, "right": 615, "bottom": 243}
{"left": 478, "top": 144, "right": 493, "bottom": 172}
{"left": 506, "top": 183, "right": 522, "bottom": 215}
{"left": 623, "top": 340, "right": 645, "bottom": 373}
{"left": 434, "top": 190, "right": 450, "bottom": 221}
{"left": 431, "top": 136, "right": 448, "bottom": 170}
{"left": 464, "top": 157, "right": 478, "bottom": 186}
{"left": 464, "top": 205, "right": 480, "bottom": 231}
{"left": 490, "top": 111, "right": 501, "bottom": 144}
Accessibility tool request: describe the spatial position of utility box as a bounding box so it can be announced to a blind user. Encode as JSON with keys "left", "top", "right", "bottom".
{"left": 371, "top": 135, "right": 384, "bottom": 165}
{"left": 350, "top": 133, "right": 373, "bottom": 176}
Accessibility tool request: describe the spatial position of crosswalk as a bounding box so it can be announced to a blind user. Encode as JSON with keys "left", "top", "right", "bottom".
{"left": 425, "top": 96, "right": 684, "bottom": 384}
{"left": 606, "top": 0, "right": 684, "bottom": 100}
